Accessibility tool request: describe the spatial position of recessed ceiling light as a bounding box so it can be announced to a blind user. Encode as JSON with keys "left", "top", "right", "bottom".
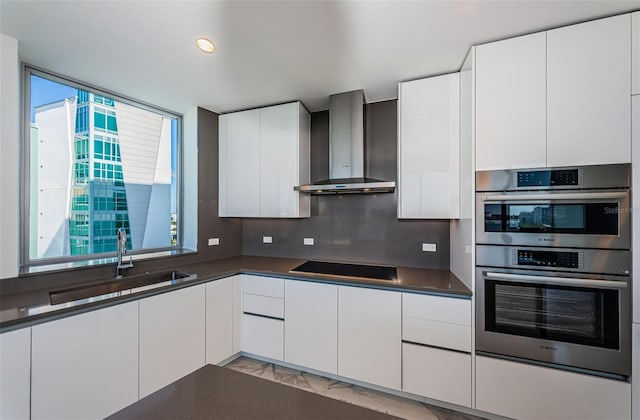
{"left": 196, "top": 37, "right": 216, "bottom": 54}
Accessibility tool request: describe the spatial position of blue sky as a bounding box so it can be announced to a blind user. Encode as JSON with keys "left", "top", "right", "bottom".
{"left": 30, "top": 75, "right": 76, "bottom": 122}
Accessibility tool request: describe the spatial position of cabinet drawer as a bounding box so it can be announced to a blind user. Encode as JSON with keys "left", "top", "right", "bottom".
{"left": 244, "top": 294, "right": 284, "bottom": 319}
{"left": 242, "top": 314, "right": 284, "bottom": 361}
{"left": 476, "top": 355, "right": 631, "bottom": 420}
{"left": 402, "top": 342, "right": 471, "bottom": 408}
{"left": 402, "top": 293, "right": 471, "bottom": 325}
{"left": 403, "top": 317, "right": 471, "bottom": 352}
{"left": 243, "top": 275, "right": 284, "bottom": 298}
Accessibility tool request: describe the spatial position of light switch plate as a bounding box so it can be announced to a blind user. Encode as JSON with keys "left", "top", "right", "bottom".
{"left": 208, "top": 238, "right": 220, "bottom": 246}
{"left": 263, "top": 236, "right": 273, "bottom": 244}
{"left": 303, "top": 238, "right": 314, "bottom": 246}
{"left": 422, "top": 243, "right": 436, "bottom": 252}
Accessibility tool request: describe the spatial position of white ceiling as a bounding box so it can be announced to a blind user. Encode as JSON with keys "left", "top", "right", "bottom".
{"left": 1, "top": 0, "right": 639, "bottom": 115}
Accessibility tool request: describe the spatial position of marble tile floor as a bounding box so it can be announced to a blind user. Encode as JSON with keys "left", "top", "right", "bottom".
{"left": 225, "top": 357, "right": 486, "bottom": 420}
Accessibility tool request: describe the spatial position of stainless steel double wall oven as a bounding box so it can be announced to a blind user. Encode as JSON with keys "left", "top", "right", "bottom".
{"left": 475, "top": 164, "right": 631, "bottom": 378}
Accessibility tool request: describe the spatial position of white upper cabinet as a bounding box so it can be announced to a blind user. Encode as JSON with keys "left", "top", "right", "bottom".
{"left": 631, "top": 12, "right": 639, "bottom": 95}
{"left": 547, "top": 14, "right": 631, "bottom": 166}
{"left": 476, "top": 32, "right": 547, "bottom": 171}
{"left": 0, "top": 328, "right": 31, "bottom": 420}
{"left": 398, "top": 73, "right": 460, "bottom": 219}
{"left": 475, "top": 14, "right": 632, "bottom": 170}
{"left": 219, "top": 109, "right": 261, "bottom": 217}
{"left": 31, "top": 302, "right": 138, "bottom": 420}
{"left": 260, "top": 102, "right": 310, "bottom": 218}
{"left": 219, "top": 102, "right": 310, "bottom": 218}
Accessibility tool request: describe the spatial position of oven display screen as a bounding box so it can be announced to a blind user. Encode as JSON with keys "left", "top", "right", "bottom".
{"left": 517, "top": 169, "right": 579, "bottom": 187}
{"left": 484, "top": 203, "right": 618, "bottom": 235}
{"left": 517, "top": 250, "right": 579, "bottom": 269}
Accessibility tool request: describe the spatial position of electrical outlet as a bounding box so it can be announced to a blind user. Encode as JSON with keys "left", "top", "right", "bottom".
{"left": 208, "top": 238, "right": 220, "bottom": 246}
{"left": 263, "top": 236, "right": 273, "bottom": 244}
{"left": 422, "top": 243, "right": 436, "bottom": 252}
{"left": 303, "top": 237, "right": 314, "bottom": 246}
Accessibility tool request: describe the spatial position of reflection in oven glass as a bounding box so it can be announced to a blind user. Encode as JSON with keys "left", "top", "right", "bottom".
{"left": 495, "top": 284, "right": 599, "bottom": 338}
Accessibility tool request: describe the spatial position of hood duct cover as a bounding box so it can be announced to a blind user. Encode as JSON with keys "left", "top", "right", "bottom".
{"left": 295, "top": 90, "right": 396, "bottom": 194}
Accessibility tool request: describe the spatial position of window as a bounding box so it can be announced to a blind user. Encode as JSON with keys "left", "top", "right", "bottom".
{"left": 24, "top": 67, "right": 181, "bottom": 266}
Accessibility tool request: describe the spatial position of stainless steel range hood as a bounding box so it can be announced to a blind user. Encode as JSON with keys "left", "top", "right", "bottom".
{"left": 294, "top": 90, "right": 396, "bottom": 195}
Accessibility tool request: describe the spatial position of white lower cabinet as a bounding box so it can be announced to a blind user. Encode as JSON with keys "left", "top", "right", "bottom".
{"left": 0, "top": 328, "right": 31, "bottom": 419}
{"left": 476, "top": 356, "right": 631, "bottom": 420}
{"left": 284, "top": 280, "right": 338, "bottom": 374}
{"left": 402, "top": 343, "right": 471, "bottom": 407}
{"left": 338, "top": 286, "right": 401, "bottom": 390}
{"left": 241, "top": 274, "right": 285, "bottom": 361}
{"left": 242, "top": 314, "right": 284, "bottom": 360}
{"left": 31, "top": 302, "right": 138, "bottom": 419}
{"left": 206, "top": 277, "right": 239, "bottom": 365}
{"left": 139, "top": 285, "right": 206, "bottom": 398}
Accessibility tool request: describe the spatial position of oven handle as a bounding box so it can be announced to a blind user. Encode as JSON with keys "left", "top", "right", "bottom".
{"left": 481, "top": 191, "right": 627, "bottom": 202}
{"left": 485, "top": 272, "right": 628, "bottom": 289}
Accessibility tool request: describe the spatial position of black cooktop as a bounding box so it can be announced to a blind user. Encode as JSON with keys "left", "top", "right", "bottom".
{"left": 290, "top": 261, "right": 397, "bottom": 281}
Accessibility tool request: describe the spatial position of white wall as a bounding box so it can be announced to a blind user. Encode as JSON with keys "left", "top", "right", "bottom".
{"left": 0, "top": 33, "right": 20, "bottom": 279}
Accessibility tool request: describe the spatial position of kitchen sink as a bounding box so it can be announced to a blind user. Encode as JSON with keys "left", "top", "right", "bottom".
{"left": 49, "top": 270, "right": 194, "bottom": 305}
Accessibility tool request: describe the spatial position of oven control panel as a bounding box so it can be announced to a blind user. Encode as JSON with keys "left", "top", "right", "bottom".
{"left": 514, "top": 168, "right": 583, "bottom": 188}
{"left": 514, "top": 250, "right": 584, "bottom": 270}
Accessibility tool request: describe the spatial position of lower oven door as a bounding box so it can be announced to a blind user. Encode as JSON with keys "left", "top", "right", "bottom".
{"left": 476, "top": 267, "right": 631, "bottom": 377}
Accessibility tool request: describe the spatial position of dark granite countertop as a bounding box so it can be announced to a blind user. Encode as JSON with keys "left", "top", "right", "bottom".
{"left": 107, "top": 364, "right": 401, "bottom": 420}
{"left": 0, "top": 255, "right": 471, "bottom": 332}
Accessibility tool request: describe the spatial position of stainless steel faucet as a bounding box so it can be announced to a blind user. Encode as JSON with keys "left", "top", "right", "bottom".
{"left": 116, "top": 227, "right": 133, "bottom": 279}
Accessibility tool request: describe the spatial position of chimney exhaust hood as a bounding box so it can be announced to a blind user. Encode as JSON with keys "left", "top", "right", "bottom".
{"left": 294, "top": 90, "right": 396, "bottom": 195}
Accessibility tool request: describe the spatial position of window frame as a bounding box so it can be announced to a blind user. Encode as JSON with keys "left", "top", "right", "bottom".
{"left": 21, "top": 64, "right": 184, "bottom": 269}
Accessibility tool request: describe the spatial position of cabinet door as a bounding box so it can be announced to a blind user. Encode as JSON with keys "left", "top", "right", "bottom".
{"left": 31, "top": 302, "right": 138, "bottom": 419}
{"left": 633, "top": 323, "right": 640, "bottom": 420}
{"left": 284, "top": 280, "right": 338, "bottom": 374}
{"left": 0, "top": 328, "right": 30, "bottom": 420}
{"left": 398, "top": 73, "right": 460, "bottom": 219}
{"left": 547, "top": 14, "right": 631, "bottom": 166}
{"left": 632, "top": 12, "right": 639, "bottom": 95}
{"left": 633, "top": 96, "right": 640, "bottom": 324}
{"left": 476, "top": 356, "right": 631, "bottom": 420}
{"left": 206, "top": 277, "right": 236, "bottom": 365}
{"left": 402, "top": 343, "right": 471, "bottom": 407}
{"left": 338, "top": 286, "right": 401, "bottom": 390}
{"left": 219, "top": 109, "right": 260, "bottom": 217}
{"left": 139, "top": 285, "right": 206, "bottom": 398}
{"left": 242, "top": 314, "right": 284, "bottom": 361}
{"left": 476, "top": 32, "right": 546, "bottom": 170}
{"left": 260, "top": 103, "right": 301, "bottom": 218}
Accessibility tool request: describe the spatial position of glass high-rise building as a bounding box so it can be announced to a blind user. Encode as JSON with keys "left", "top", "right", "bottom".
{"left": 69, "top": 91, "right": 131, "bottom": 255}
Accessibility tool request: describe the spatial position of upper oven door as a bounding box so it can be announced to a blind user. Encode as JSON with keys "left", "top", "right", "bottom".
{"left": 475, "top": 189, "right": 630, "bottom": 249}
